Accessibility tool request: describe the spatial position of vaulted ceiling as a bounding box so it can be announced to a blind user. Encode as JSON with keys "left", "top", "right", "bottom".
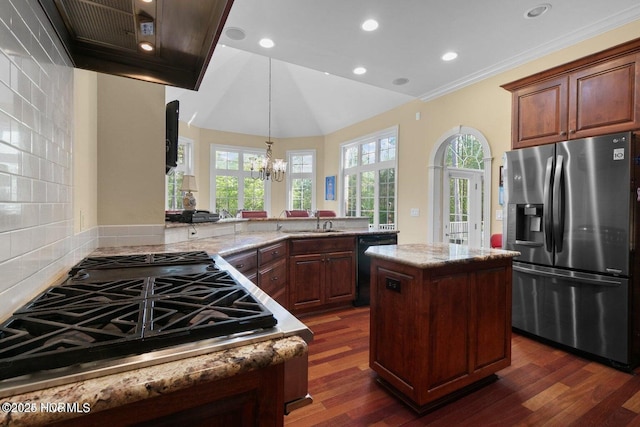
{"left": 166, "top": 0, "right": 640, "bottom": 138}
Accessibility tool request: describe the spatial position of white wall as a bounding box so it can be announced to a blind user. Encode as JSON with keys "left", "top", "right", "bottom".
{"left": 0, "top": 0, "right": 97, "bottom": 320}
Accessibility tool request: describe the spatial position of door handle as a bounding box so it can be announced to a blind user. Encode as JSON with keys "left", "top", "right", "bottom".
{"left": 543, "top": 156, "right": 554, "bottom": 252}
{"left": 552, "top": 155, "right": 565, "bottom": 252}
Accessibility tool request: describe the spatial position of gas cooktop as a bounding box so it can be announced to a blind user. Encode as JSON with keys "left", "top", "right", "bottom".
{"left": 0, "top": 251, "right": 277, "bottom": 382}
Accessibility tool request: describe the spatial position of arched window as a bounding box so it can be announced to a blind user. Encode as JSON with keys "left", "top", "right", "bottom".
{"left": 428, "top": 127, "right": 492, "bottom": 247}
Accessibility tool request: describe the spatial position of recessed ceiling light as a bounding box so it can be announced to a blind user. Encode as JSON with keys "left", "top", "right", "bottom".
{"left": 353, "top": 67, "right": 367, "bottom": 75}
{"left": 259, "top": 38, "right": 275, "bottom": 48}
{"left": 225, "top": 27, "right": 246, "bottom": 40}
{"left": 525, "top": 4, "right": 551, "bottom": 19}
{"left": 441, "top": 51, "right": 458, "bottom": 61}
{"left": 392, "top": 77, "right": 409, "bottom": 86}
{"left": 139, "top": 41, "right": 154, "bottom": 52}
{"left": 362, "top": 19, "right": 379, "bottom": 31}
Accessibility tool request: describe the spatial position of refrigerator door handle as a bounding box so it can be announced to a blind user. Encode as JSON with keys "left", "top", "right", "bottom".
{"left": 543, "top": 156, "right": 554, "bottom": 252}
{"left": 552, "top": 155, "right": 565, "bottom": 252}
{"left": 513, "top": 263, "right": 623, "bottom": 287}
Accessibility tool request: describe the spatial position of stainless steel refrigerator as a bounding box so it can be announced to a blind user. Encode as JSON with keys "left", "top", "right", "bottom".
{"left": 504, "top": 131, "right": 639, "bottom": 369}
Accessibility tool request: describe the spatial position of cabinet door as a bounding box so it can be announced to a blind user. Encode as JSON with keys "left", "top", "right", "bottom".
{"left": 426, "top": 271, "right": 471, "bottom": 391}
{"left": 325, "top": 251, "right": 355, "bottom": 303}
{"left": 369, "top": 264, "right": 422, "bottom": 399}
{"left": 472, "top": 266, "right": 511, "bottom": 371}
{"left": 258, "top": 258, "right": 288, "bottom": 307}
{"left": 289, "top": 254, "right": 324, "bottom": 311}
{"left": 569, "top": 52, "right": 640, "bottom": 139}
{"left": 511, "top": 75, "right": 568, "bottom": 148}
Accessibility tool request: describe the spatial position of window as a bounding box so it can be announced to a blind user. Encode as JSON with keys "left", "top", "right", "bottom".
{"left": 166, "top": 137, "right": 194, "bottom": 210}
{"left": 210, "top": 144, "right": 271, "bottom": 215}
{"left": 341, "top": 127, "right": 398, "bottom": 230}
{"left": 287, "top": 150, "right": 316, "bottom": 211}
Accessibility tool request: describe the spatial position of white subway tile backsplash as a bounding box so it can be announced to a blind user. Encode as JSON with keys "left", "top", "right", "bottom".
{"left": 0, "top": 172, "right": 9, "bottom": 201}
{"left": 0, "top": 0, "right": 81, "bottom": 318}
{"left": 13, "top": 174, "right": 31, "bottom": 201}
{"left": 0, "top": 231, "right": 10, "bottom": 261}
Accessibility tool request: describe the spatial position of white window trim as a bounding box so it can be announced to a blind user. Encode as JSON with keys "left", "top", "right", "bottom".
{"left": 339, "top": 125, "right": 398, "bottom": 230}
{"left": 165, "top": 137, "right": 194, "bottom": 210}
{"left": 209, "top": 143, "right": 272, "bottom": 214}
{"left": 286, "top": 149, "right": 316, "bottom": 211}
{"left": 180, "top": 137, "right": 194, "bottom": 174}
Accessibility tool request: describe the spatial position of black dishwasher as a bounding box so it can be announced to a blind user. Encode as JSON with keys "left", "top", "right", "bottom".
{"left": 354, "top": 233, "right": 398, "bottom": 306}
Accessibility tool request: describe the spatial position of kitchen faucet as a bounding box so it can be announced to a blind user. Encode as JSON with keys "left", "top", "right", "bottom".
{"left": 314, "top": 210, "right": 320, "bottom": 229}
{"left": 323, "top": 220, "right": 333, "bottom": 231}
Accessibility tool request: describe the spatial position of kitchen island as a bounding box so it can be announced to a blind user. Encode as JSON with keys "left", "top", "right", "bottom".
{"left": 366, "top": 243, "right": 519, "bottom": 414}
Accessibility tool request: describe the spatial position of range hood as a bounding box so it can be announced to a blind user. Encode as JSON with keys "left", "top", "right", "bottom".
{"left": 38, "top": 0, "right": 234, "bottom": 90}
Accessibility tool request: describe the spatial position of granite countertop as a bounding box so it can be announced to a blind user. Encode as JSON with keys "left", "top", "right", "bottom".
{"left": 92, "top": 229, "right": 397, "bottom": 258}
{"left": 0, "top": 336, "right": 307, "bottom": 427}
{"left": 365, "top": 243, "right": 520, "bottom": 269}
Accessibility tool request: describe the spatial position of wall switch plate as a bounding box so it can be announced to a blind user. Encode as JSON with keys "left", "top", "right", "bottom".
{"left": 496, "top": 209, "right": 503, "bottom": 221}
{"left": 410, "top": 208, "right": 420, "bottom": 217}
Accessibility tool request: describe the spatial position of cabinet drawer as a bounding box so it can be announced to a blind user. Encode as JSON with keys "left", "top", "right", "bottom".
{"left": 290, "top": 236, "right": 356, "bottom": 255}
{"left": 258, "top": 258, "right": 287, "bottom": 307}
{"left": 223, "top": 250, "right": 258, "bottom": 274}
{"left": 258, "top": 241, "right": 287, "bottom": 265}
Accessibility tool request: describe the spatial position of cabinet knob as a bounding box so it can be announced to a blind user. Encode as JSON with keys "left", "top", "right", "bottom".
{"left": 272, "top": 276, "right": 279, "bottom": 281}
{"left": 272, "top": 251, "right": 279, "bottom": 255}
{"left": 560, "top": 131, "right": 567, "bottom": 136}
{"left": 236, "top": 263, "right": 244, "bottom": 268}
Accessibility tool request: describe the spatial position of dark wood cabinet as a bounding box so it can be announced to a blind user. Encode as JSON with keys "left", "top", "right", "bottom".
{"left": 289, "top": 236, "right": 356, "bottom": 314}
{"left": 258, "top": 257, "right": 287, "bottom": 307}
{"left": 51, "top": 363, "right": 284, "bottom": 427}
{"left": 509, "top": 75, "right": 569, "bottom": 148}
{"left": 369, "top": 257, "right": 512, "bottom": 413}
{"left": 569, "top": 53, "right": 640, "bottom": 139}
{"left": 504, "top": 43, "right": 640, "bottom": 149}
{"left": 223, "top": 249, "right": 258, "bottom": 284}
{"left": 258, "top": 241, "right": 288, "bottom": 307}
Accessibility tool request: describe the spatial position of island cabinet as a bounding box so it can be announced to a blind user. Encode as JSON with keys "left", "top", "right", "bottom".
{"left": 258, "top": 241, "right": 288, "bottom": 308}
{"left": 289, "top": 236, "right": 356, "bottom": 314}
{"left": 50, "top": 363, "right": 284, "bottom": 427}
{"left": 367, "top": 244, "right": 517, "bottom": 413}
{"left": 504, "top": 47, "right": 640, "bottom": 149}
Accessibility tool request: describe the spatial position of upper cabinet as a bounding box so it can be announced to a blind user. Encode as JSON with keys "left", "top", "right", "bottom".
{"left": 503, "top": 39, "right": 640, "bottom": 149}
{"left": 38, "top": 0, "right": 234, "bottom": 90}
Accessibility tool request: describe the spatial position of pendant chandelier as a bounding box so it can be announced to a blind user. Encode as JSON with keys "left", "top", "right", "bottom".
{"left": 251, "top": 57, "right": 287, "bottom": 182}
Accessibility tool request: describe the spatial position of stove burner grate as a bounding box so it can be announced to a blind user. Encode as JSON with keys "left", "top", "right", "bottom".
{"left": 68, "top": 251, "right": 215, "bottom": 275}
{"left": 0, "top": 269, "right": 277, "bottom": 381}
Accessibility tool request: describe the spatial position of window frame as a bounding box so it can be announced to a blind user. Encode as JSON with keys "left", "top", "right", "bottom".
{"left": 165, "top": 137, "right": 194, "bottom": 210}
{"left": 286, "top": 149, "right": 316, "bottom": 212}
{"left": 209, "top": 143, "right": 272, "bottom": 215}
{"left": 340, "top": 126, "right": 398, "bottom": 230}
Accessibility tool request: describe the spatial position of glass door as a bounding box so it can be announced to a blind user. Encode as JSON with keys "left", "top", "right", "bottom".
{"left": 443, "top": 169, "right": 482, "bottom": 246}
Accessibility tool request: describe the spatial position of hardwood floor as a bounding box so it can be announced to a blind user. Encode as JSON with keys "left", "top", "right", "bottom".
{"left": 284, "top": 306, "right": 640, "bottom": 426}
